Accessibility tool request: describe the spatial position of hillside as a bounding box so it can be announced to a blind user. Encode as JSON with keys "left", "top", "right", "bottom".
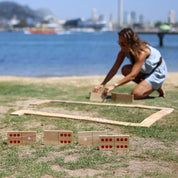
{"left": 0, "top": 1, "right": 52, "bottom": 20}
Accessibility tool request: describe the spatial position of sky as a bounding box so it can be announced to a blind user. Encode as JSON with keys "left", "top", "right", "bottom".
{"left": 0, "top": 0, "right": 178, "bottom": 23}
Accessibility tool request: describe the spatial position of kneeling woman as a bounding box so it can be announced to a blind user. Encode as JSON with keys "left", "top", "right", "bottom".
{"left": 93, "top": 28, "right": 167, "bottom": 99}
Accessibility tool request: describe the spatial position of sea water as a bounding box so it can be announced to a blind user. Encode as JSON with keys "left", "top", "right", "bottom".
{"left": 0, "top": 30, "right": 177, "bottom": 77}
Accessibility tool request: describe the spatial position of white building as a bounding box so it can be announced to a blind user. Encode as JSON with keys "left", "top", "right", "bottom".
{"left": 168, "top": 10, "right": 175, "bottom": 24}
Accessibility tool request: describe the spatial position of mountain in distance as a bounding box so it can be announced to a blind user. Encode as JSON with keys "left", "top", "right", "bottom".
{"left": 0, "top": 1, "right": 53, "bottom": 21}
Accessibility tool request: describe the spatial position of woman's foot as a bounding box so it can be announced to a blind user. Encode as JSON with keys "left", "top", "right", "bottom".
{"left": 157, "top": 85, "right": 165, "bottom": 98}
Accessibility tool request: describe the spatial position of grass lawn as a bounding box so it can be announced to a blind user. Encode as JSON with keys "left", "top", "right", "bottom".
{"left": 0, "top": 75, "right": 177, "bottom": 178}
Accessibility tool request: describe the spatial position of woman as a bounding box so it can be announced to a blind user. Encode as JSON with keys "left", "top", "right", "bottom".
{"left": 93, "top": 28, "right": 167, "bottom": 99}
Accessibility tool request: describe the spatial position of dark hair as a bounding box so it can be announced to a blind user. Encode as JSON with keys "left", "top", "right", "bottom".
{"left": 118, "top": 28, "right": 149, "bottom": 55}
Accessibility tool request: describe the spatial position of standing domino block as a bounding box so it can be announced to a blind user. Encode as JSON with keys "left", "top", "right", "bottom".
{"left": 99, "top": 135, "right": 115, "bottom": 151}
{"left": 8, "top": 131, "right": 36, "bottom": 145}
{"left": 111, "top": 93, "right": 134, "bottom": 103}
{"left": 58, "top": 130, "right": 73, "bottom": 145}
{"left": 90, "top": 92, "right": 105, "bottom": 102}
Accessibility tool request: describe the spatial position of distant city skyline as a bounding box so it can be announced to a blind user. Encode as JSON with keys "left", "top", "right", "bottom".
{"left": 0, "top": 0, "right": 177, "bottom": 23}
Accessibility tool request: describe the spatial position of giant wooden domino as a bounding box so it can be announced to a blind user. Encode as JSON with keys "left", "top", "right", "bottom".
{"left": 78, "top": 131, "right": 107, "bottom": 146}
{"left": 111, "top": 93, "right": 134, "bottom": 103}
{"left": 8, "top": 131, "right": 36, "bottom": 145}
{"left": 89, "top": 92, "right": 105, "bottom": 102}
{"left": 43, "top": 130, "right": 73, "bottom": 145}
{"left": 99, "top": 135, "right": 129, "bottom": 151}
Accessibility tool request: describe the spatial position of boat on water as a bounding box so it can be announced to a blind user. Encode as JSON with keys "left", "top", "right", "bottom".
{"left": 26, "top": 24, "right": 58, "bottom": 34}
{"left": 28, "top": 29, "right": 58, "bottom": 34}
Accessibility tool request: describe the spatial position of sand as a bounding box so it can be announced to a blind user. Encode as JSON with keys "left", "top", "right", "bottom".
{"left": 0, "top": 72, "right": 177, "bottom": 88}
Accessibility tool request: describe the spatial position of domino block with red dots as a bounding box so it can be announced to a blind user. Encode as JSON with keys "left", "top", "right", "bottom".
{"left": 43, "top": 130, "right": 73, "bottom": 145}
{"left": 8, "top": 131, "right": 36, "bottom": 145}
{"left": 99, "top": 135, "right": 129, "bottom": 151}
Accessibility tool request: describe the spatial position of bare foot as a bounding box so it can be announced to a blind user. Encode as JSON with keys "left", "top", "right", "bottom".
{"left": 157, "top": 85, "right": 165, "bottom": 98}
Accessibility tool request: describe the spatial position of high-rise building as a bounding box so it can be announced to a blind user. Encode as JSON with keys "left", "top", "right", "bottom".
{"left": 118, "top": 0, "right": 123, "bottom": 26}
{"left": 168, "top": 10, "right": 175, "bottom": 24}
{"left": 139, "top": 14, "right": 144, "bottom": 24}
{"left": 131, "top": 11, "right": 137, "bottom": 24}
{"left": 92, "top": 8, "right": 98, "bottom": 21}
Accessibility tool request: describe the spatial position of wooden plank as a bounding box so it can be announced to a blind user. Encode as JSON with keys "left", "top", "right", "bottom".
{"left": 12, "top": 100, "right": 174, "bottom": 128}
{"left": 10, "top": 110, "right": 141, "bottom": 127}
{"left": 140, "top": 108, "right": 174, "bottom": 127}
{"left": 111, "top": 93, "right": 134, "bottom": 103}
{"left": 30, "top": 99, "right": 164, "bottom": 110}
{"left": 89, "top": 92, "right": 105, "bottom": 102}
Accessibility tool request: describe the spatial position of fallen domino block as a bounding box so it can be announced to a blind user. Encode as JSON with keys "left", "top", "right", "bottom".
{"left": 43, "top": 130, "right": 73, "bottom": 145}
{"left": 78, "top": 131, "right": 107, "bottom": 146}
{"left": 89, "top": 92, "right": 105, "bottom": 102}
{"left": 111, "top": 93, "right": 134, "bottom": 103}
{"left": 8, "top": 131, "right": 36, "bottom": 145}
{"left": 99, "top": 135, "right": 129, "bottom": 151}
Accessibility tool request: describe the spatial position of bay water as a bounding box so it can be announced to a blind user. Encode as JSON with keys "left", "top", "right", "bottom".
{"left": 0, "top": 30, "right": 177, "bottom": 77}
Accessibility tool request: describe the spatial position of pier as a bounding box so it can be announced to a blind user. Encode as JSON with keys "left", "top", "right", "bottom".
{"left": 136, "top": 30, "right": 178, "bottom": 47}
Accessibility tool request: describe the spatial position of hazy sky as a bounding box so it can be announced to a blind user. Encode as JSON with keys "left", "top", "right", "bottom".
{"left": 1, "top": 0, "right": 177, "bottom": 22}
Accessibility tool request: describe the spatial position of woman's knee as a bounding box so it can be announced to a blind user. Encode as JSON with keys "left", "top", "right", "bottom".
{"left": 121, "top": 65, "right": 132, "bottom": 76}
{"left": 131, "top": 89, "right": 144, "bottom": 99}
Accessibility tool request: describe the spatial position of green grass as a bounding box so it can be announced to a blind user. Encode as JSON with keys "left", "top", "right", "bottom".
{"left": 0, "top": 79, "right": 177, "bottom": 178}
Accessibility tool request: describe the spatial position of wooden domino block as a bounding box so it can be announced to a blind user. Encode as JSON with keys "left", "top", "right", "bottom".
{"left": 115, "top": 135, "right": 129, "bottom": 151}
{"left": 78, "top": 131, "right": 93, "bottom": 145}
{"left": 111, "top": 93, "right": 134, "bottom": 103}
{"left": 44, "top": 130, "right": 59, "bottom": 145}
{"left": 99, "top": 135, "right": 115, "bottom": 151}
{"left": 99, "top": 135, "right": 130, "bottom": 151}
{"left": 8, "top": 131, "right": 36, "bottom": 145}
{"left": 90, "top": 92, "right": 105, "bottom": 102}
{"left": 58, "top": 130, "right": 73, "bottom": 145}
{"left": 92, "top": 131, "right": 107, "bottom": 145}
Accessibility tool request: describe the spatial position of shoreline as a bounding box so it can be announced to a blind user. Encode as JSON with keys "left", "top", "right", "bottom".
{"left": 0, "top": 72, "right": 177, "bottom": 88}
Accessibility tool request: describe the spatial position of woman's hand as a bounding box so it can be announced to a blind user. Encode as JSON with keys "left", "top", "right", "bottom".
{"left": 102, "top": 85, "right": 115, "bottom": 98}
{"left": 93, "top": 84, "right": 104, "bottom": 93}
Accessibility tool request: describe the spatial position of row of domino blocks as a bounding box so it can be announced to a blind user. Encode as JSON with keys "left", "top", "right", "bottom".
{"left": 8, "top": 131, "right": 36, "bottom": 145}
{"left": 7, "top": 131, "right": 129, "bottom": 151}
